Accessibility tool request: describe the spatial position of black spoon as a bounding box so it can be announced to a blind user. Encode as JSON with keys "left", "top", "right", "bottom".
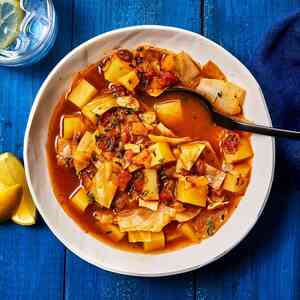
{"left": 165, "top": 86, "right": 300, "bottom": 139}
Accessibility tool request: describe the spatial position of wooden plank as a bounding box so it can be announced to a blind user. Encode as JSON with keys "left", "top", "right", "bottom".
{"left": 196, "top": 1, "right": 300, "bottom": 299}
{"left": 0, "top": 0, "right": 73, "bottom": 299}
{"left": 202, "top": 0, "right": 300, "bottom": 63}
{"left": 72, "top": 0, "right": 202, "bottom": 46}
{"left": 65, "top": 1, "right": 201, "bottom": 299}
{"left": 66, "top": 252, "right": 194, "bottom": 300}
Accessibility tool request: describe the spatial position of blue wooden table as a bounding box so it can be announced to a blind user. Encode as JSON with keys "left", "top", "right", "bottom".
{"left": 1, "top": 1, "right": 300, "bottom": 299}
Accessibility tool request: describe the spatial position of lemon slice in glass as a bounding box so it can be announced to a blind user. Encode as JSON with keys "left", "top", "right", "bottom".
{"left": 0, "top": 0, "right": 24, "bottom": 49}
{"left": 0, "top": 153, "right": 36, "bottom": 225}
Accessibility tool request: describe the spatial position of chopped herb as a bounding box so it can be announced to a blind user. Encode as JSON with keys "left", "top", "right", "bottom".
{"left": 140, "top": 190, "right": 150, "bottom": 199}
{"left": 135, "top": 56, "right": 144, "bottom": 64}
{"left": 207, "top": 219, "right": 215, "bottom": 236}
{"left": 106, "top": 138, "right": 114, "bottom": 151}
{"left": 158, "top": 158, "right": 165, "bottom": 164}
{"left": 236, "top": 176, "right": 245, "bottom": 186}
{"left": 133, "top": 171, "right": 143, "bottom": 179}
{"left": 161, "top": 176, "right": 168, "bottom": 182}
{"left": 110, "top": 115, "right": 119, "bottom": 128}
{"left": 76, "top": 168, "right": 83, "bottom": 177}
{"left": 87, "top": 192, "right": 95, "bottom": 202}
{"left": 95, "top": 133, "right": 105, "bottom": 141}
{"left": 126, "top": 107, "right": 139, "bottom": 114}
{"left": 94, "top": 114, "right": 101, "bottom": 122}
{"left": 116, "top": 152, "right": 123, "bottom": 159}
{"left": 160, "top": 171, "right": 168, "bottom": 182}
{"left": 128, "top": 183, "right": 134, "bottom": 194}
{"left": 91, "top": 152, "right": 98, "bottom": 162}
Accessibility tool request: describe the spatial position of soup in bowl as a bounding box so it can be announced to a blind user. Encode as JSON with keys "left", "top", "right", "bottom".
{"left": 47, "top": 45, "right": 253, "bottom": 253}
{"left": 24, "top": 26, "right": 274, "bottom": 276}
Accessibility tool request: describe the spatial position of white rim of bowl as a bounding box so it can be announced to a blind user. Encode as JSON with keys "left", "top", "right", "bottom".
{"left": 23, "top": 25, "right": 275, "bottom": 277}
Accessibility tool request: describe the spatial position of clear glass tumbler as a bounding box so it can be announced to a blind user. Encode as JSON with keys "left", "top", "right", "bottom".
{"left": 0, "top": 0, "right": 57, "bottom": 67}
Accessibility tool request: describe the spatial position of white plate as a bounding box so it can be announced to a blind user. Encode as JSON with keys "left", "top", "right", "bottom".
{"left": 24, "top": 25, "right": 275, "bottom": 277}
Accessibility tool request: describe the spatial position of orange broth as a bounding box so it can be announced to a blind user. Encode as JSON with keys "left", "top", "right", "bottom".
{"left": 47, "top": 63, "right": 248, "bottom": 253}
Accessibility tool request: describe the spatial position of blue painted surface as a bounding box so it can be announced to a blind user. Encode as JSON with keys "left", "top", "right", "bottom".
{"left": 0, "top": 1, "right": 299, "bottom": 299}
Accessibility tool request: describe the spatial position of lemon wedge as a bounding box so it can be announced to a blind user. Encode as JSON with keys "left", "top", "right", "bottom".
{"left": 0, "top": 183, "right": 22, "bottom": 222}
{"left": 0, "top": 0, "right": 24, "bottom": 49}
{"left": 0, "top": 153, "right": 36, "bottom": 225}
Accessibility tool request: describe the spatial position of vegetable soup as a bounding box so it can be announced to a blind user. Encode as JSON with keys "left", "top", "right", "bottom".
{"left": 47, "top": 46, "right": 253, "bottom": 253}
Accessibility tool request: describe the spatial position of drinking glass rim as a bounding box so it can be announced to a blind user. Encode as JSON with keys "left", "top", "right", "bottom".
{"left": 0, "top": 0, "right": 57, "bottom": 67}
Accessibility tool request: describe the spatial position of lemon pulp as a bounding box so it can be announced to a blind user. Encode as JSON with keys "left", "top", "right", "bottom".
{"left": 0, "top": 0, "right": 24, "bottom": 49}
{"left": 0, "top": 153, "right": 36, "bottom": 225}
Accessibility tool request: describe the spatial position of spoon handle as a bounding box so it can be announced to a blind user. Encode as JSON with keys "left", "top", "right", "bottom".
{"left": 214, "top": 112, "right": 300, "bottom": 139}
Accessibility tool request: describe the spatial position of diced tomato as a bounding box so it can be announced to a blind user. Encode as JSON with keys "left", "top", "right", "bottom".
{"left": 137, "top": 70, "right": 156, "bottom": 90}
{"left": 116, "top": 49, "right": 133, "bottom": 62}
{"left": 194, "top": 159, "right": 205, "bottom": 176}
{"left": 159, "top": 179, "right": 175, "bottom": 201}
{"left": 131, "top": 122, "right": 148, "bottom": 136}
{"left": 121, "top": 125, "right": 131, "bottom": 144}
{"left": 97, "top": 135, "right": 117, "bottom": 152}
{"left": 136, "top": 68, "right": 155, "bottom": 79}
{"left": 103, "top": 151, "right": 114, "bottom": 160}
{"left": 79, "top": 164, "right": 97, "bottom": 190}
{"left": 113, "top": 192, "right": 129, "bottom": 210}
{"left": 133, "top": 179, "right": 144, "bottom": 192}
{"left": 124, "top": 149, "right": 134, "bottom": 162}
{"left": 132, "top": 172, "right": 144, "bottom": 193}
{"left": 159, "top": 71, "right": 178, "bottom": 87}
{"left": 109, "top": 84, "right": 128, "bottom": 97}
{"left": 132, "top": 149, "right": 151, "bottom": 168}
{"left": 100, "top": 110, "right": 114, "bottom": 126}
{"left": 117, "top": 170, "right": 133, "bottom": 191}
{"left": 222, "top": 133, "right": 240, "bottom": 154}
{"left": 160, "top": 191, "right": 174, "bottom": 201}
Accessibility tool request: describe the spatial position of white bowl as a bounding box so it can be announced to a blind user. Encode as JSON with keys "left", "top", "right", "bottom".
{"left": 24, "top": 25, "right": 275, "bottom": 277}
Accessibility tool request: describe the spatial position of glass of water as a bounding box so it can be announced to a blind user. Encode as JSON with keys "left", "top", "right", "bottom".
{"left": 0, "top": 0, "right": 57, "bottom": 67}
